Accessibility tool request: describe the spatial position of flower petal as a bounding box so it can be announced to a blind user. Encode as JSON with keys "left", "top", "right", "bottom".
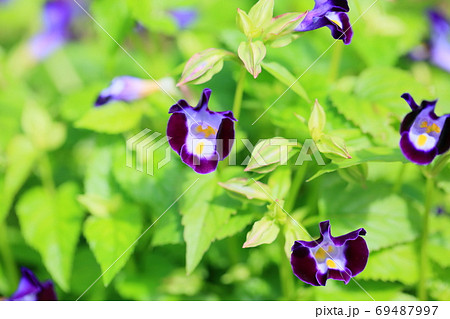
{"left": 216, "top": 118, "right": 235, "bottom": 160}
{"left": 344, "top": 236, "right": 369, "bottom": 277}
{"left": 8, "top": 268, "right": 41, "bottom": 301}
{"left": 37, "top": 281, "right": 57, "bottom": 301}
{"left": 167, "top": 113, "right": 188, "bottom": 154}
{"left": 401, "top": 93, "right": 420, "bottom": 111}
{"left": 400, "top": 131, "right": 437, "bottom": 165}
{"left": 180, "top": 144, "right": 219, "bottom": 174}
{"left": 291, "top": 245, "right": 321, "bottom": 286}
{"left": 437, "top": 116, "right": 450, "bottom": 154}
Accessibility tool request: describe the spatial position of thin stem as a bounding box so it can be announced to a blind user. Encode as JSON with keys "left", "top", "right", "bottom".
{"left": 232, "top": 68, "right": 246, "bottom": 120}
{"left": 278, "top": 237, "right": 295, "bottom": 300}
{"left": 284, "top": 162, "right": 308, "bottom": 213}
{"left": 38, "top": 153, "right": 56, "bottom": 196}
{"left": 418, "top": 174, "right": 434, "bottom": 300}
{"left": 329, "top": 43, "right": 343, "bottom": 83}
{"left": 392, "top": 164, "right": 406, "bottom": 193}
{"left": 0, "top": 223, "right": 18, "bottom": 293}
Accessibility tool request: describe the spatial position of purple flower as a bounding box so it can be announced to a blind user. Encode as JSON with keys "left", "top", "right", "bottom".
{"left": 29, "top": 0, "right": 73, "bottom": 60}
{"left": 291, "top": 220, "right": 368, "bottom": 286}
{"left": 400, "top": 93, "right": 450, "bottom": 165}
{"left": 95, "top": 76, "right": 156, "bottom": 106}
{"left": 8, "top": 268, "right": 57, "bottom": 301}
{"left": 295, "top": 0, "right": 353, "bottom": 44}
{"left": 167, "top": 88, "right": 236, "bottom": 174}
{"left": 169, "top": 8, "right": 197, "bottom": 30}
{"left": 410, "top": 10, "right": 450, "bottom": 72}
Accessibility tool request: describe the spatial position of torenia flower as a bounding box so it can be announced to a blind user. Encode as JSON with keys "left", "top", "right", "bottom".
{"left": 169, "top": 8, "right": 197, "bottom": 30}
{"left": 167, "top": 88, "right": 236, "bottom": 174}
{"left": 29, "top": 0, "right": 73, "bottom": 60}
{"left": 95, "top": 76, "right": 175, "bottom": 106}
{"left": 291, "top": 220, "right": 368, "bottom": 286}
{"left": 410, "top": 10, "right": 450, "bottom": 72}
{"left": 400, "top": 93, "right": 450, "bottom": 165}
{"left": 7, "top": 268, "right": 57, "bottom": 301}
{"left": 295, "top": 0, "right": 353, "bottom": 44}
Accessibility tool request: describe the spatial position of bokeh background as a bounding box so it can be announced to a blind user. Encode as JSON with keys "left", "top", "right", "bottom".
{"left": 0, "top": 0, "right": 449, "bottom": 301}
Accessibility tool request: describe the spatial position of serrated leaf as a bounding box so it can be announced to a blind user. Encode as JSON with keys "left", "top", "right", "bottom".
{"left": 16, "top": 183, "right": 85, "bottom": 291}
{"left": 359, "top": 243, "right": 419, "bottom": 285}
{"left": 308, "top": 147, "right": 408, "bottom": 181}
{"left": 178, "top": 48, "right": 233, "bottom": 86}
{"left": 245, "top": 137, "right": 298, "bottom": 173}
{"left": 319, "top": 179, "right": 420, "bottom": 251}
{"left": 219, "top": 177, "right": 272, "bottom": 201}
{"left": 238, "top": 40, "right": 266, "bottom": 78}
{"left": 84, "top": 202, "right": 142, "bottom": 286}
{"left": 243, "top": 216, "right": 279, "bottom": 248}
{"left": 75, "top": 104, "right": 142, "bottom": 134}
{"left": 261, "top": 61, "right": 310, "bottom": 102}
{"left": 181, "top": 174, "right": 234, "bottom": 274}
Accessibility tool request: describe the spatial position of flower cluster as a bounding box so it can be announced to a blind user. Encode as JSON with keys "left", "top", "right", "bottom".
{"left": 290, "top": 221, "right": 368, "bottom": 286}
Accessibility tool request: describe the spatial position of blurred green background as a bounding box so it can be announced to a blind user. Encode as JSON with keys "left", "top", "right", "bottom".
{"left": 0, "top": 0, "right": 449, "bottom": 301}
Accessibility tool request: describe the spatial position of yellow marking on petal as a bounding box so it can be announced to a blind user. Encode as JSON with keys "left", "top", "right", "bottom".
{"left": 326, "top": 259, "right": 337, "bottom": 269}
{"left": 315, "top": 248, "right": 327, "bottom": 260}
{"left": 195, "top": 125, "right": 217, "bottom": 138}
{"left": 417, "top": 134, "right": 427, "bottom": 147}
{"left": 330, "top": 19, "right": 343, "bottom": 29}
{"left": 421, "top": 121, "right": 441, "bottom": 134}
{"left": 195, "top": 142, "right": 205, "bottom": 156}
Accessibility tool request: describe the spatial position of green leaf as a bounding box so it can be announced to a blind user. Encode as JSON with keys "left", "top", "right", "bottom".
{"left": 263, "top": 12, "right": 305, "bottom": 43}
{"left": 308, "top": 99, "right": 326, "bottom": 140}
{"left": 359, "top": 243, "right": 419, "bottom": 285}
{"left": 181, "top": 174, "right": 234, "bottom": 274}
{"left": 308, "top": 147, "right": 408, "bottom": 181}
{"left": 267, "top": 166, "right": 291, "bottom": 199}
{"left": 215, "top": 212, "right": 258, "bottom": 241}
{"left": 238, "top": 40, "right": 266, "bottom": 78}
{"left": 338, "top": 164, "right": 369, "bottom": 186}
{"left": 0, "top": 135, "right": 37, "bottom": 222}
{"left": 316, "top": 134, "right": 351, "bottom": 160}
{"left": 248, "top": 0, "right": 274, "bottom": 31}
{"left": 218, "top": 177, "right": 272, "bottom": 201}
{"left": 319, "top": 179, "right": 420, "bottom": 251}
{"left": 178, "top": 48, "right": 234, "bottom": 86}
{"left": 261, "top": 61, "right": 310, "bottom": 102}
{"left": 84, "top": 201, "right": 142, "bottom": 286}
{"left": 245, "top": 137, "right": 298, "bottom": 173}
{"left": 16, "top": 182, "right": 85, "bottom": 290}
{"left": 243, "top": 216, "right": 279, "bottom": 248}
{"left": 75, "top": 104, "right": 143, "bottom": 134}
{"left": 236, "top": 9, "right": 254, "bottom": 38}
{"left": 428, "top": 216, "right": 450, "bottom": 268}
{"left": 21, "top": 103, "right": 66, "bottom": 151}
{"left": 283, "top": 211, "right": 310, "bottom": 257}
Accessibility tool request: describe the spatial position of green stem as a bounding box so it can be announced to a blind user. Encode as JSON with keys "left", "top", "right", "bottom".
{"left": 418, "top": 174, "right": 434, "bottom": 300}
{"left": 0, "top": 223, "right": 18, "bottom": 293}
{"left": 38, "top": 153, "right": 56, "bottom": 196}
{"left": 329, "top": 43, "right": 343, "bottom": 83}
{"left": 392, "top": 164, "right": 406, "bottom": 193}
{"left": 278, "top": 238, "right": 295, "bottom": 300}
{"left": 232, "top": 68, "right": 246, "bottom": 120}
{"left": 284, "top": 162, "right": 309, "bottom": 213}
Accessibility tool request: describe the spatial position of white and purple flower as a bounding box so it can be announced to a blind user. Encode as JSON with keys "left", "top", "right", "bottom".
{"left": 291, "top": 220, "right": 368, "bottom": 286}
{"left": 295, "top": 0, "right": 353, "bottom": 44}
{"left": 400, "top": 93, "right": 450, "bottom": 165}
{"left": 7, "top": 268, "right": 57, "bottom": 301}
{"left": 167, "top": 88, "right": 236, "bottom": 174}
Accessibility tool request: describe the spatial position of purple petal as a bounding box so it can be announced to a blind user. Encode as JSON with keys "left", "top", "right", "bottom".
{"left": 400, "top": 132, "right": 437, "bottom": 165}
{"left": 344, "top": 236, "right": 369, "bottom": 277}
{"left": 194, "top": 88, "right": 212, "bottom": 110}
{"left": 169, "top": 8, "right": 197, "bottom": 30}
{"left": 291, "top": 246, "right": 321, "bottom": 286}
{"left": 401, "top": 93, "right": 420, "bottom": 111}
{"left": 43, "top": 0, "right": 72, "bottom": 31}
{"left": 167, "top": 113, "right": 188, "bottom": 155}
{"left": 216, "top": 118, "right": 235, "bottom": 160}
{"left": 8, "top": 268, "right": 41, "bottom": 301}
{"left": 180, "top": 145, "right": 218, "bottom": 174}
{"left": 437, "top": 116, "right": 450, "bottom": 154}
{"left": 169, "top": 99, "right": 192, "bottom": 113}
{"left": 327, "top": 12, "right": 353, "bottom": 45}
{"left": 37, "top": 281, "right": 57, "bottom": 301}
{"left": 328, "top": 268, "right": 352, "bottom": 284}
{"left": 332, "top": 227, "right": 366, "bottom": 246}
{"left": 29, "top": 30, "right": 67, "bottom": 60}
{"left": 400, "top": 110, "right": 420, "bottom": 134}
